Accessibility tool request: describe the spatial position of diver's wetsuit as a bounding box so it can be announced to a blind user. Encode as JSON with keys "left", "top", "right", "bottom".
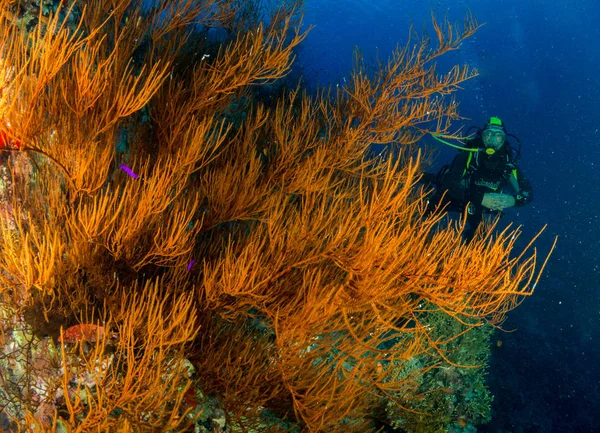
{"left": 427, "top": 137, "right": 533, "bottom": 240}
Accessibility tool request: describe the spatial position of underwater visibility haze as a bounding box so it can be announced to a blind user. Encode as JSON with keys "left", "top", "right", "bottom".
{"left": 0, "top": 0, "right": 598, "bottom": 432}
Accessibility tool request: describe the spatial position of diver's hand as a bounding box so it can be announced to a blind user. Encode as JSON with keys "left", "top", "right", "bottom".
{"left": 481, "top": 193, "right": 515, "bottom": 211}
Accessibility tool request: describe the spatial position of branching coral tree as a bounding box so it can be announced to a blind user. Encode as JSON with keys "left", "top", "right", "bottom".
{"left": 0, "top": 1, "right": 552, "bottom": 432}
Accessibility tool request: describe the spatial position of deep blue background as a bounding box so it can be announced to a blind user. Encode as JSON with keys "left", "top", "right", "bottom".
{"left": 293, "top": 1, "right": 600, "bottom": 432}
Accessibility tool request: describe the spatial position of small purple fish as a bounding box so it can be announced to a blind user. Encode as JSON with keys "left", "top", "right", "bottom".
{"left": 119, "top": 164, "right": 138, "bottom": 179}
{"left": 187, "top": 259, "right": 196, "bottom": 271}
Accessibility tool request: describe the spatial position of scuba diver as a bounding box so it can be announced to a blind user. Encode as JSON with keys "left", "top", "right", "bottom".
{"left": 424, "top": 116, "right": 532, "bottom": 241}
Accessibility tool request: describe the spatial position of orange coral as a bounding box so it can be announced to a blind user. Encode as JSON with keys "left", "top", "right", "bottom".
{"left": 0, "top": 0, "right": 554, "bottom": 431}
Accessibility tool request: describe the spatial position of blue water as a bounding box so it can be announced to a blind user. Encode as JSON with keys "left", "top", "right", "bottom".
{"left": 293, "top": 1, "right": 600, "bottom": 432}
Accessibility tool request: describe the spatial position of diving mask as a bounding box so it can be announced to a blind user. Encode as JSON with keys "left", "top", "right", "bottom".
{"left": 482, "top": 128, "right": 506, "bottom": 154}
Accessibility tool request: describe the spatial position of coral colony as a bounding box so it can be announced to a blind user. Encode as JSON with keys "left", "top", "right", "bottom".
{"left": 0, "top": 1, "right": 552, "bottom": 432}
